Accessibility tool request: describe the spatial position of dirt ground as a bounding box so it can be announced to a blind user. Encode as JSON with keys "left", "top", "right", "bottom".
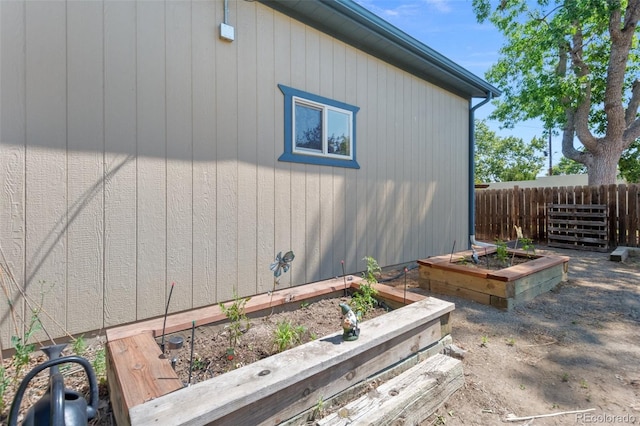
{"left": 415, "top": 245, "right": 640, "bottom": 425}
{"left": 4, "top": 245, "right": 639, "bottom": 425}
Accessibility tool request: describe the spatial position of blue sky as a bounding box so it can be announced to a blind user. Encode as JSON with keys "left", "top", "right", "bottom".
{"left": 355, "top": 0, "right": 560, "bottom": 167}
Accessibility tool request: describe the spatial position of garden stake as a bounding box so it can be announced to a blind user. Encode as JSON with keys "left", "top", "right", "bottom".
{"left": 188, "top": 320, "right": 195, "bottom": 387}
{"left": 341, "top": 260, "right": 347, "bottom": 296}
{"left": 403, "top": 266, "right": 408, "bottom": 305}
{"left": 160, "top": 282, "right": 175, "bottom": 355}
{"left": 449, "top": 240, "right": 456, "bottom": 263}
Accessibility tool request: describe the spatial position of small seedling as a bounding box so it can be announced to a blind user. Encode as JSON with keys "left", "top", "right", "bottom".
{"left": 480, "top": 335, "right": 489, "bottom": 347}
{"left": 273, "top": 320, "right": 306, "bottom": 353}
{"left": 192, "top": 356, "right": 206, "bottom": 370}
{"left": 300, "top": 301, "right": 310, "bottom": 309}
{"left": 519, "top": 384, "right": 526, "bottom": 390}
{"left": 495, "top": 240, "right": 509, "bottom": 264}
{"left": 310, "top": 396, "right": 325, "bottom": 420}
{"left": 561, "top": 372, "right": 569, "bottom": 382}
{"left": 506, "top": 337, "right": 515, "bottom": 346}
{"left": 351, "top": 256, "right": 380, "bottom": 318}
{"left": 92, "top": 347, "right": 107, "bottom": 385}
{"left": 0, "top": 365, "right": 10, "bottom": 413}
{"left": 580, "top": 379, "right": 589, "bottom": 389}
{"left": 72, "top": 334, "right": 87, "bottom": 356}
{"left": 220, "top": 292, "right": 251, "bottom": 353}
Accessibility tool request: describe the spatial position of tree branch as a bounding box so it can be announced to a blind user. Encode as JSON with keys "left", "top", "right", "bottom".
{"left": 626, "top": 79, "right": 640, "bottom": 126}
{"left": 570, "top": 25, "right": 598, "bottom": 149}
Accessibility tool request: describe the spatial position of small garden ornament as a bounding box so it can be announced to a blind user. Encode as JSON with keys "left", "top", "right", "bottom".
{"left": 339, "top": 303, "right": 359, "bottom": 341}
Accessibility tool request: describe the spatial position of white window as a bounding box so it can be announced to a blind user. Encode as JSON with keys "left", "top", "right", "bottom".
{"left": 279, "top": 84, "right": 359, "bottom": 169}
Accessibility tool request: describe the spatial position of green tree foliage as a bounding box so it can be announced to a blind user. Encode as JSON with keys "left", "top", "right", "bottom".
{"left": 552, "top": 155, "right": 588, "bottom": 176}
{"left": 472, "top": 0, "right": 640, "bottom": 185}
{"left": 475, "top": 120, "right": 546, "bottom": 183}
{"left": 619, "top": 139, "right": 640, "bottom": 182}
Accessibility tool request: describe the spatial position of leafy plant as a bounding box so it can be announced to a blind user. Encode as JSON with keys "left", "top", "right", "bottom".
{"left": 310, "top": 396, "right": 325, "bottom": 421}
{"left": 0, "top": 365, "right": 10, "bottom": 413}
{"left": 92, "top": 347, "right": 107, "bottom": 384}
{"left": 273, "top": 320, "right": 306, "bottom": 353}
{"left": 220, "top": 293, "right": 251, "bottom": 351}
{"left": 480, "top": 335, "right": 489, "bottom": 347}
{"left": 351, "top": 256, "right": 380, "bottom": 318}
{"left": 11, "top": 309, "right": 42, "bottom": 379}
{"left": 72, "top": 334, "right": 87, "bottom": 356}
{"left": 191, "top": 355, "right": 206, "bottom": 370}
{"left": 520, "top": 238, "right": 535, "bottom": 256}
{"left": 505, "top": 337, "right": 515, "bottom": 346}
{"left": 495, "top": 240, "right": 509, "bottom": 265}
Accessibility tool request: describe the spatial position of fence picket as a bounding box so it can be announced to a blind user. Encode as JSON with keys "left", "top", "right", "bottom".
{"left": 475, "top": 184, "right": 640, "bottom": 248}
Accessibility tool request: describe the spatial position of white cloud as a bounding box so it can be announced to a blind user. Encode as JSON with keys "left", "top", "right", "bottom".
{"left": 424, "top": 0, "right": 452, "bottom": 13}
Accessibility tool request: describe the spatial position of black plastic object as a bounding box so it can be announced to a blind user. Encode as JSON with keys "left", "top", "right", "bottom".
{"left": 8, "top": 344, "right": 99, "bottom": 426}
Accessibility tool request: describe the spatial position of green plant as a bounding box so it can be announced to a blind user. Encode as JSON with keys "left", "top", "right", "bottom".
{"left": 11, "top": 309, "right": 42, "bottom": 379}
{"left": 0, "top": 365, "right": 10, "bottom": 413}
{"left": 72, "top": 334, "right": 87, "bottom": 356}
{"left": 191, "top": 356, "right": 206, "bottom": 370}
{"left": 520, "top": 237, "right": 535, "bottom": 255}
{"left": 580, "top": 379, "right": 589, "bottom": 389}
{"left": 300, "top": 301, "right": 310, "bottom": 309}
{"left": 561, "top": 372, "right": 569, "bottom": 382}
{"left": 92, "top": 347, "right": 107, "bottom": 384}
{"left": 351, "top": 256, "right": 380, "bottom": 318}
{"left": 310, "top": 396, "right": 325, "bottom": 420}
{"left": 506, "top": 337, "right": 515, "bottom": 346}
{"left": 519, "top": 384, "right": 526, "bottom": 390}
{"left": 480, "top": 335, "right": 489, "bottom": 347}
{"left": 220, "top": 292, "right": 251, "bottom": 351}
{"left": 495, "top": 240, "right": 509, "bottom": 264}
{"left": 273, "top": 320, "right": 306, "bottom": 353}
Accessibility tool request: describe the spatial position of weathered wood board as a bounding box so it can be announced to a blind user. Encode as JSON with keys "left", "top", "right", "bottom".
{"left": 418, "top": 249, "right": 569, "bottom": 311}
{"left": 106, "top": 333, "right": 183, "bottom": 426}
{"left": 318, "top": 353, "right": 463, "bottom": 425}
{"left": 127, "top": 296, "right": 454, "bottom": 425}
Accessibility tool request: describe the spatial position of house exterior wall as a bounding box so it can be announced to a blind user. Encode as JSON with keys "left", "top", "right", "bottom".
{"left": 0, "top": 0, "right": 470, "bottom": 346}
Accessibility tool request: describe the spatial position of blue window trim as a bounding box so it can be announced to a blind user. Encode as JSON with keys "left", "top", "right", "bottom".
{"left": 278, "top": 84, "right": 360, "bottom": 169}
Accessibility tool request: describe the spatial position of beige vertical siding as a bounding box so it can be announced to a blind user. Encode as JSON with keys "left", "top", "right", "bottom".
{"left": 0, "top": 0, "right": 471, "bottom": 347}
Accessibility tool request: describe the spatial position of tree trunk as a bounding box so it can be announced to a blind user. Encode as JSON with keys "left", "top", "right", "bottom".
{"left": 586, "top": 143, "right": 622, "bottom": 186}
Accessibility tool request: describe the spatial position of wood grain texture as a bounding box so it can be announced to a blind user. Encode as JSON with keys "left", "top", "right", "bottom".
{"left": 66, "top": 1, "right": 104, "bottom": 333}
{"left": 136, "top": 1, "right": 167, "bottom": 319}
{"left": 128, "top": 296, "right": 453, "bottom": 426}
{"left": 1, "top": 0, "right": 476, "bottom": 346}
{"left": 191, "top": 0, "right": 218, "bottom": 308}
{"left": 318, "top": 354, "right": 463, "bottom": 426}
{"left": 103, "top": 0, "right": 137, "bottom": 327}
{"left": 107, "top": 333, "right": 183, "bottom": 426}
{"left": 25, "top": 0, "right": 68, "bottom": 340}
{"left": 0, "top": 0, "right": 26, "bottom": 346}
{"left": 166, "top": 1, "right": 194, "bottom": 313}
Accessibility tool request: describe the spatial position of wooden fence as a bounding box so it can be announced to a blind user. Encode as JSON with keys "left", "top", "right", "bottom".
{"left": 474, "top": 184, "right": 640, "bottom": 248}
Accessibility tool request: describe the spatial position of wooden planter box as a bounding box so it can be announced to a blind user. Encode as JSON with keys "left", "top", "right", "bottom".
{"left": 418, "top": 247, "right": 569, "bottom": 310}
{"left": 106, "top": 276, "right": 456, "bottom": 425}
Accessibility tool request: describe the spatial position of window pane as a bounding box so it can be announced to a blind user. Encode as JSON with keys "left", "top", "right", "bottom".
{"left": 295, "top": 102, "right": 322, "bottom": 152}
{"left": 327, "top": 109, "right": 350, "bottom": 156}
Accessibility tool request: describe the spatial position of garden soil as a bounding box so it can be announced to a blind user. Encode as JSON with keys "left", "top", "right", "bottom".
{"left": 3, "top": 245, "right": 639, "bottom": 425}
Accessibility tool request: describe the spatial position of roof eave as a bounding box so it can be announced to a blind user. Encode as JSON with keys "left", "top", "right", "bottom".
{"left": 257, "top": 0, "right": 501, "bottom": 99}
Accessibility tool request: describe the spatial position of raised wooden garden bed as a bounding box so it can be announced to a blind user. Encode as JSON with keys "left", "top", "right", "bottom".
{"left": 106, "top": 276, "right": 456, "bottom": 425}
{"left": 418, "top": 247, "right": 569, "bottom": 310}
